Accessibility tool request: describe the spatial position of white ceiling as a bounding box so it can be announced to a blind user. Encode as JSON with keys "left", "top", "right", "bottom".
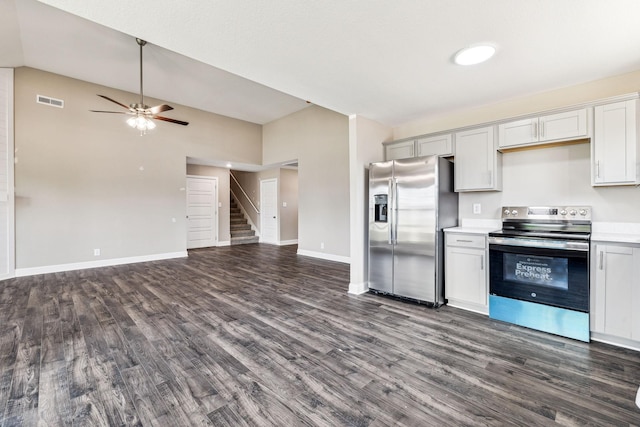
{"left": 3, "top": 0, "right": 640, "bottom": 127}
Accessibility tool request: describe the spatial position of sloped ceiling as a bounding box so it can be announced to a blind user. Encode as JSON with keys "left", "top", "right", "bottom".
{"left": 3, "top": 0, "right": 640, "bottom": 126}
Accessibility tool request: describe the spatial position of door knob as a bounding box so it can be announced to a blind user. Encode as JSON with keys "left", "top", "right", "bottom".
{"left": 273, "top": 216, "right": 276, "bottom": 219}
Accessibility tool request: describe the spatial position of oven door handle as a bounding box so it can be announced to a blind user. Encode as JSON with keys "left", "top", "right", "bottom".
{"left": 488, "top": 236, "right": 589, "bottom": 251}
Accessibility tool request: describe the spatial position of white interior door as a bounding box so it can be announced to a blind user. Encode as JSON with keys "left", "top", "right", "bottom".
{"left": 0, "top": 69, "right": 14, "bottom": 279}
{"left": 186, "top": 176, "right": 218, "bottom": 249}
{"left": 260, "top": 178, "right": 278, "bottom": 244}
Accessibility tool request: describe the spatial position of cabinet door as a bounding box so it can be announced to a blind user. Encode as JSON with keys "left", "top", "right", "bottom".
{"left": 498, "top": 118, "right": 538, "bottom": 148}
{"left": 385, "top": 140, "right": 415, "bottom": 161}
{"left": 445, "top": 246, "right": 486, "bottom": 306}
{"left": 416, "top": 134, "right": 453, "bottom": 157}
{"left": 594, "top": 245, "right": 640, "bottom": 339}
{"left": 539, "top": 109, "right": 588, "bottom": 142}
{"left": 454, "top": 126, "right": 501, "bottom": 192}
{"left": 593, "top": 100, "right": 638, "bottom": 185}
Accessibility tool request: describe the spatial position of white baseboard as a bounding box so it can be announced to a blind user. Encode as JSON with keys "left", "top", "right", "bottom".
{"left": 218, "top": 240, "right": 231, "bottom": 247}
{"left": 348, "top": 281, "right": 368, "bottom": 295}
{"left": 15, "top": 251, "right": 188, "bottom": 277}
{"left": 590, "top": 332, "right": 640, "bottom": 352}
{"left": 296, "top": 249, "right": 350, "bottom": 264}
{"left": 279, "top": 239, "right": 298, "bottom": 246}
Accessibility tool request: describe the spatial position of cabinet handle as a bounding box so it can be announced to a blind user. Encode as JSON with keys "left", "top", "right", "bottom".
{"left": 533, "top": 122, "right": 538, "bottom": 139}
{"left": 480, "top": 254, "right": 484, "bottom": 270}
{"left": 540, "top": 121, "right": 545, "bottom": 138}
{"left": 456, "top": 239, "right": 473, "bottom": 243}
{"left": 410, "top": 146, "right": 414, "bottom": 157}
{"left": 596, "top": 160, "right": 600, "bottom": 179}
{"left": 599, "top": 250, "right": 604, "bottom": 270}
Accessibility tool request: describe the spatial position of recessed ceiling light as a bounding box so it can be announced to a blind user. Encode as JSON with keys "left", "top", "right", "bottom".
{"left": 453, "top": 45, "right": 496, "bottom": 66}
{"left": 226, "top": 162, "right": 232, "bottom": 168}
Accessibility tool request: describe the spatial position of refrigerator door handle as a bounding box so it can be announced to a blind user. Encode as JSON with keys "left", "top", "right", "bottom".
{"left": 387, "top": 179, "right": 393, "bottom": 244}
{"left": 393, "top": 178, "right": 399, "bottom": 245}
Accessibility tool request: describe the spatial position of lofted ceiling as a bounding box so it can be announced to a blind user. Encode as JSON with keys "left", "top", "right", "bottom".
{"left": 3, "top": 0, "right": 640, "bottom": 127}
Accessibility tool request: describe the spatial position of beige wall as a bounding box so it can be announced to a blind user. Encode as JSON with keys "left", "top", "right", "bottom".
{"left": 186, "top": 164, "right": 231, "bottom": 243}
{"left": 394, "top": 69, "right": 640, "bottom": 139}
{"left": 15, "top": 67, "right": 262, "bottom": 269}
{"left": 391, "top": 70, "right": 640, "bottom": 225}
{"left": 263, "top": 105, "right": 349, "bottom": 258}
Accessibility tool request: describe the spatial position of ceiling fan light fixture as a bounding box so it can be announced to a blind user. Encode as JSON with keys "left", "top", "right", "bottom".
{"left": 127, "top": 115, "right": 155, "bottom": 132}
{"left": 453, "top": 44, "right": 496, "bottom": 66}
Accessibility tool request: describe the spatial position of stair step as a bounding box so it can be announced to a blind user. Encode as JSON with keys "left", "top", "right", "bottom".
{"left": 231, "top": 218, "right": 247, "bottom": 225}
{"left": 230, "top": 235, "right": 259, "bottom": 245}
{"left": 231, "top": 229, "right": 255, "bottom": 237}
{"left": 230, "top": 223, "right": 251, "bottom": 231}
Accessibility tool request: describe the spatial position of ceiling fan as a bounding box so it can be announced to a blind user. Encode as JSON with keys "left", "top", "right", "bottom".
{"left": 90, "top": 38, "right": 189, "bottom": 133}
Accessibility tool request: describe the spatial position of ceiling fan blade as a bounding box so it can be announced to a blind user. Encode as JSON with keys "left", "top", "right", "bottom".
{"left": 97, "top": 94, "right": 133, "bottom": 111}
{"left": 147, "top": 104, "right": 174, "bottom": 115}
{"left": 153, "top": 115, "right": 189, "bottom": 126}
{"left": 89, "top": 110, "right": 129, "bottom": 114}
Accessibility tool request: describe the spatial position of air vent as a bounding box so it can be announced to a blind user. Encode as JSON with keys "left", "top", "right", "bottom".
{"left": 36, "top": 95, "right": 64, "bottom": 108}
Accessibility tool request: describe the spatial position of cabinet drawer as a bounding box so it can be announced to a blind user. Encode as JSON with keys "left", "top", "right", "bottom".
{"left": 446, "top": 233, "right": 486, "bottom": 249}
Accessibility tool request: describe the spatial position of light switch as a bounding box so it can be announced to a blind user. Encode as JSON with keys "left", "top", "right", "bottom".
{"left": 473, "top": 203, "right": 481, "bottom": 214}
{"left": 282, "top": 201, "right": 287, "bottom": 207}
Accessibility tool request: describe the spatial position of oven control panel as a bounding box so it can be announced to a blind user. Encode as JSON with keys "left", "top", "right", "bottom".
{"left": 501, "top": 206, "right": 591, "bottom": 221}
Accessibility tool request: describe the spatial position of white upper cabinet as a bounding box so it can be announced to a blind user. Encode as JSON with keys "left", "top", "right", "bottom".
{"left": 384, "top": 139, "right": 414, "bottom": 161}
{"left": 416, "top": 134, "right": 453, "bottom": 157}
{"left": 592, "top": 99, "right": 640, "bottom": 186}
{"left": 454, "top": 126, "right": 502, "bottom": 192}
{"left": 385, "top": 134, "right": 453, "bottom": 161}
{"left": 498, "top": 108, "right": 589, "bottom": 149}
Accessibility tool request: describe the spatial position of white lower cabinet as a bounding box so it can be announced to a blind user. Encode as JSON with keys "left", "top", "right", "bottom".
{"left": 591, "top": 243, "right": 640, "bottom": 348}
{"left": 445, "top": 232, "right": 488, "bottom": 314}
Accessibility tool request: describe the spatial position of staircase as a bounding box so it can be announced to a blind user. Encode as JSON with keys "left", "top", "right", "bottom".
{"left": 230, "top": 196, "right": 259, "bottom": 245}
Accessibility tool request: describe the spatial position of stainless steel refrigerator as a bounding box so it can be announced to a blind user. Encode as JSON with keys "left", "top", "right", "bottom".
{"left": 368, "top": 155, "right": 458, "bottom": 306}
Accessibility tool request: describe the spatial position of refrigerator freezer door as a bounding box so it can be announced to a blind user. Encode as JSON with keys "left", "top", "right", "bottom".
{"left": 393, "top": 156, "right": 437, "bottom": 302}
{"left": 368, "top": 161, "right": 394, "bottom": 294}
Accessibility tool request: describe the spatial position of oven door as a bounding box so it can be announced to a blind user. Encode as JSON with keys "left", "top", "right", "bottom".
{"left": 488, "top": 237, "right": 589, "bottom": 312}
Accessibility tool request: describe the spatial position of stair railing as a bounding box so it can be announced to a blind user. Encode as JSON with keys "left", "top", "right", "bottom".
{"left": 230, "top": 171, "right": 260, "bottom": 214}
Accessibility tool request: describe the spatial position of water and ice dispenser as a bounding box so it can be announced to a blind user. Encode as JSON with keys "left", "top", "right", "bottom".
{"left": 374, "top": 194, "right": 388, "bottom": 222}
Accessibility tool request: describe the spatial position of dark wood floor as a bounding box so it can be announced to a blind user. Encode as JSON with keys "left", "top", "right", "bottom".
{"left": 0, "top": 244, "right": 639, "bottom": 426}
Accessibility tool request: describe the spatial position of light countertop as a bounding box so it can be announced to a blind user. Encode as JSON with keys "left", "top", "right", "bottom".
{"left": 444, "top": 218, "right": 501, "bottom": 235}
{"left": 591, "top": 222, "right": 640, "bottom": 244}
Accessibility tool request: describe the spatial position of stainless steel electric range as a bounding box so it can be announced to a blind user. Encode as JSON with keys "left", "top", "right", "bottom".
{"left": 487, "top": 206, "right": 591, "bottom": 342}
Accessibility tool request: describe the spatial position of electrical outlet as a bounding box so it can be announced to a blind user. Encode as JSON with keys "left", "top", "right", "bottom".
{"left": 93, "top": 248, "right": 100, "bottom": 256}
{"left": 320, "top": 242, "right": 325, "bottom": 250}
{"left": 473, "top": 203, "right": 482, "bottom": 214}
